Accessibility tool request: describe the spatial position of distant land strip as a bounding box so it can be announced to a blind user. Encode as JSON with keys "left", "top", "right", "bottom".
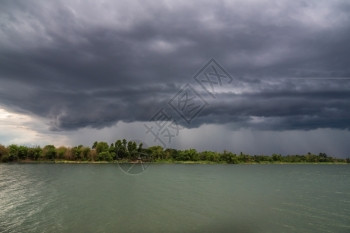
{"left": 0, "top": 140, "right": 349, "bottom": 164}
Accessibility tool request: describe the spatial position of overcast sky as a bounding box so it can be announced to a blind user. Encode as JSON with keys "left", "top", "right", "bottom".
{"left": 1, "top": 0, "right": 350, "bottom": 157}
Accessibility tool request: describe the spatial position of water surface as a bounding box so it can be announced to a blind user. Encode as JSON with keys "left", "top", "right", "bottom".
{"left": 0, "top": 164, "right": 349, "bottom": 232}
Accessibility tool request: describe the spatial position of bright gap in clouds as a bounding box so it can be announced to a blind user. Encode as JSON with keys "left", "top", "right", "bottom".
{"left": 0, "top": 107, "right": 67, "bottom": 146}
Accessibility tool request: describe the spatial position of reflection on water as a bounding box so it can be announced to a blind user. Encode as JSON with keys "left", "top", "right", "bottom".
{"left": 0, "top": 164, "right": 349, "bottom": 233}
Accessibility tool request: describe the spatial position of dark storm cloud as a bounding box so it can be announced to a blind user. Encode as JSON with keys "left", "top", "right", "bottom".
{"left": 0, "top": 0, "right": 350, "bottom": 131}
{"left": 196, "top": 86, "right": 350, "bottom": 130}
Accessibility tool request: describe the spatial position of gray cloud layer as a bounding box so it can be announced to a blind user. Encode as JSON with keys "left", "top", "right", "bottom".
{"left": 1, "top": 0, "right": 350, "bottom": 131}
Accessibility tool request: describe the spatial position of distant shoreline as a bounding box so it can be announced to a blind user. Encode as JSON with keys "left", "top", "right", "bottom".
{"left": 3, "top": 160, "right": 348, "bottom": 165}
{"left": 1, "top": 140, "right": 349, "bottom": 164}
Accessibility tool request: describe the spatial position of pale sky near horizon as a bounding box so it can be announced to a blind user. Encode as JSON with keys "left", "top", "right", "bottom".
{"left": 0, "top": 0, "right": 350, "bottom": 157}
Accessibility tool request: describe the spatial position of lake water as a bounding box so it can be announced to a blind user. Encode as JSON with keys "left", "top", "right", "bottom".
{"left": 0, "top": 164, "right": 349, "bottom": 233}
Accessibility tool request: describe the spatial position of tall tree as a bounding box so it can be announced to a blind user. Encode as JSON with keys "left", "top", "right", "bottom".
{"left": 95, "top": 142, "right": 109, "bottom": 154}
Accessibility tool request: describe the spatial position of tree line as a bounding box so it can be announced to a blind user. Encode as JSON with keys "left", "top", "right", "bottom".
{"left": 0, "top": 139, "right": 349, "bottom": 163}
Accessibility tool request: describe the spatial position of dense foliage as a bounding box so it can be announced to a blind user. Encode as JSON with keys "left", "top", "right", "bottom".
{"left": 0, "top": 140, "right": 348, "bottom": 163}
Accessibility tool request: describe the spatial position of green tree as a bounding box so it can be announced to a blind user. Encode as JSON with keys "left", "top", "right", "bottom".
{"left": 18, "top": 145, "right": 28, "bottom": 160}
{"left": 148, "top": 146, "right": 164, "bottom": 160}
{"left": 238, "top": 152, "right": 251, "bottom": 163}
{"left": 7, "top": 144, "right": 19, "bottom": 161}
{"left": 115, "top": 140, "right": 125, "bottom": 159}
{"left": 56, "top": 146, "right": 67, "bottom": 159}
{"left": 95, "top": 142, "right": 109, "bottom": 154}
{"left": 71, "top": 145, "right": 83, "bottom": 160}
{"left": 98, "top": 151, "right": 113, "bottom": 161}
{"left": 164, "top": 148, "right": 178, "bottom": 161}
{"left": 272, "top": 153, "right": 282, "bottom": 162}
{"left": 88, "top": 149, "right": 97, "bottom": 161}
{"left": 305, "top": 152, "right": 318, "bottom": 162}
{"left": 108, "top": 144, "right": 116, "bottom": 160}
{"left": 177, "top": 149, "right": 198, "bottom": 161}
{"left": 187, "top": 149, "right": 199, "bottom": 161}
{"left": 82, "top": 147, "right": 91, "bottom": 161}
{"left": 127, "top": 141, "right": 138, "bottom": 159}
{"left": 27, "top": 146, "right": 42, "bottom": 160}
{"left": 43, "top": 145, "right": 56, "bottom": 160}
{"left": 221, "top": 151, "right": 238, "bottom": 164}
{"left": 199, "top": 151, "right": 219, "bottom": 162}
